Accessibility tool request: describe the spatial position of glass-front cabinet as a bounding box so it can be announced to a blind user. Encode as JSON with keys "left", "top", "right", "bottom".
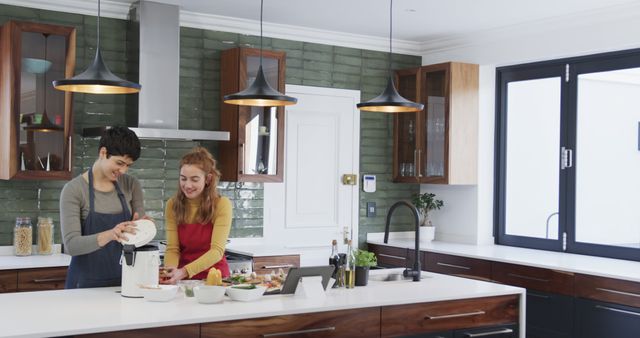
{"left": 220, "top": 47, "right": 285, "bottom": 182}
{"left": 394, "top": 62, "right": 478, "bottom": 185}
{"left": 0, "top": 21, "right": 76, "bottom": 180}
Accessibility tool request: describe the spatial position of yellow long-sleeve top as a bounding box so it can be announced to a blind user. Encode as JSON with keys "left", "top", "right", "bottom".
{"left": 164, "top": 196, "right": 232, "bottom": 278}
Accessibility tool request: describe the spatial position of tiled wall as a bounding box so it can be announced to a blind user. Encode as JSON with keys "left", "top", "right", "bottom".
{"left": 0, "top": 4, "right": 420, "bottom": 247}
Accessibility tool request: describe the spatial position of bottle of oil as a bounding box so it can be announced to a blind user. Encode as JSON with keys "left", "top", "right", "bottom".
{"left": 345, "top": 240, "right": 356, "bottom": 289}
{"left": 329, "top": 239, "right": 343, "bottom": 287}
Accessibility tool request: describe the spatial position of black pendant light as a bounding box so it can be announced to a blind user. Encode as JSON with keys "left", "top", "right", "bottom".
{"left": 25, "top": 33, "right": 63, "bottom": 133}
{"left": 52, "top": 0, "right": 141, "bottom": 94}
{"left": 357, "top": 0, "right": 423, "bottom": 113}
{"left": 223, "top": 0, "right": 297, "bottom": 107}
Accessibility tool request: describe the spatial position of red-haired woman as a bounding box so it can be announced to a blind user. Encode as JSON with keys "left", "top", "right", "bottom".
{"left": 161, "top": 147, "right": 232, "bottom": 283}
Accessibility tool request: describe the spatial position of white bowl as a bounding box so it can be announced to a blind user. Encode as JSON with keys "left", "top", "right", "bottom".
{"left": 226, "top": 285, "right": 266, "bottom": 302}
{"left": 193, "top": 285, "right": 226, "bottom": 304}
{"left": 139, "top": 285, "right": 178, "bottom": 302}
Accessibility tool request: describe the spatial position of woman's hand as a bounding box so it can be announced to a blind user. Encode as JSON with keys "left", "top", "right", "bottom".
{"left": 160, "top": 267, "right": 188, "bottom": 285}
{"left": 132, "top": 212, "right": 154, "bottom": 223}
{"left": 96, "top": 220, "right": 137, "bottom": 247}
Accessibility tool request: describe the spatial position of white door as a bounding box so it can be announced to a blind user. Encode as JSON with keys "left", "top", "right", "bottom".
{"left": 263, "top": 85, "right": 360, "bottom": 263}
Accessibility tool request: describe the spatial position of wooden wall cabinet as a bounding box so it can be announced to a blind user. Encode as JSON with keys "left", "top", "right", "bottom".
{"left": 0, "top": 21, "right": 75, "bottom": 180}
{"left": 393, "top": 62, "right": 478, "bottom": 184}
{"left": 219, "top": 47, "right": 286, "bottom": 182}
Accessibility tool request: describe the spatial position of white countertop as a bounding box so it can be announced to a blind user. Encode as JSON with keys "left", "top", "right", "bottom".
{"left": 368, "top": 232, "right": 640, "bottom": 283}
{"left": 0, "top": 268, "right": 525, "bottom": 338}
{"left": 225, "top": 243, "right": 302, "bottom": 257}
{"left": 0, "top": 254, "right": 70, "bottom": 270}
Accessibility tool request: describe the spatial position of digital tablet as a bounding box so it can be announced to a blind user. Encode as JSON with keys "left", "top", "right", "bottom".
{"left": 280, "top": 266, "right": 335, "bottom": 294}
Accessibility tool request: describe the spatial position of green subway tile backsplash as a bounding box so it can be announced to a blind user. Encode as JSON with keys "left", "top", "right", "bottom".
{"left": 0, "top": 3, "right": 420, "bottom": 248}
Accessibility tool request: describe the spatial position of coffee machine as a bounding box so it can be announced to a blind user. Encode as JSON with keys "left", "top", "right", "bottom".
{"left": 120, "top": 219, "right": 159, "bottom": 298}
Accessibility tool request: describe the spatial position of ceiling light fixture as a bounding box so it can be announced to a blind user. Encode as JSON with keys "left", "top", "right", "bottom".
{"left": 223, "top": 0, "right": 297, "bottom": 106}
{"left": 52, "top": 0, "right": 141, "bottom": 94}
{"left": 357, "top": 0, "right": 423, "bottom": 113}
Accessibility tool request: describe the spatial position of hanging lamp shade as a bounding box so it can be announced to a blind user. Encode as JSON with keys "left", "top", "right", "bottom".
{"left": 223, "top": 0, "right": 296, "bottom": 107}
{"left": 52, "top": 0, "right": 140, "bottom": 94}
{"left": 357, "top": 76, "right": 423, "bottom": 112}
{"left": 357, "top": 0, "right": 423, "bottom": 113}
{"left": 223, "top": 64, "right": 297, "bottom": 106}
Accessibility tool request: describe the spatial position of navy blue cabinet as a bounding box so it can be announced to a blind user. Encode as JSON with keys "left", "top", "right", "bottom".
{"left": 526, "top": 291, "right": 573, "bottom": 338}
{"left": 574, "top": 298, "right": 640, "bottom": 338}
{"left": 454, "top": 324, "right": 518, "bottom": 337}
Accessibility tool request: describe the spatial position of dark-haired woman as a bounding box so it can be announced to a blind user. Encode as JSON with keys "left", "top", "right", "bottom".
{"left": 60, "top": 126, "right": 146, "bottom": 288}
{"left": 161, "top": 147, "right": 232, "bottom": 284}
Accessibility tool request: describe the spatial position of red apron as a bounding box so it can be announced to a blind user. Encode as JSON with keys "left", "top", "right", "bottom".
{"left": 177, "top": 221, "right": 230, "bottom": 279}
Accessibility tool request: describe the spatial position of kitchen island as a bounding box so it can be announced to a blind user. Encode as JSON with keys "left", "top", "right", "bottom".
{"left": 0, "top": 268, "right": 524, "bottom": 337}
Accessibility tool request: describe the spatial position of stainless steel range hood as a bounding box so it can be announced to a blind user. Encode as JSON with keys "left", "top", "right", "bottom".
{"left": 83, "top": 0, "right": 229, "bottom": 141}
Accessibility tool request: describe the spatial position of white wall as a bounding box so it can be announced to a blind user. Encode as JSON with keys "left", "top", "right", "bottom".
{"left": 421, "top": 6, "right": 640, "bottom": 244}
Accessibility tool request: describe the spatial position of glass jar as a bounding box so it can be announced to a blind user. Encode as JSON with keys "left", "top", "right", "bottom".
{"left": 37, "top": 217, "right": 54, "bottom": 255}
{"left": 14, "top": 217, "right": 33, "bottom": 256}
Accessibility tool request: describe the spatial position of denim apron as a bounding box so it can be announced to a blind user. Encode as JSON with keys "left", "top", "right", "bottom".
{"left": 65, "top": 169, "right": 131, "bottom": 289}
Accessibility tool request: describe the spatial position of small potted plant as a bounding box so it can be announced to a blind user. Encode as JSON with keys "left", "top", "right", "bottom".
{"left": 354, "top": 249, "right": 377, "bottom": 286}
{"left": 411, "top": 192, "right": 444, "bottom": 241}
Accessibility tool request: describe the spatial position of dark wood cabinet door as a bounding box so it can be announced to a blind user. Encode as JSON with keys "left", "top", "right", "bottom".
{"left": 381, "top": 295, "right": 518, "bottom": 337}
{"left": 17, "top": 267, "right": 66, "bottom": 291}
{"left": 575, "top": 273, "right": 640, "bottom": 308}
{"left": 220, "top": 47, "right": 286, "bottom": 182}
{"left": 202, "top": 307, "right": 380, "bottom": 338}
{"left": 0, "top": 270, "right": 18, "bottom": 293}
{"left": 491, "top": 261, "right": 574, "bottom": 296}
{"left": 76, "top": 324, "right": 199, "bottom": 338}
{"left": 423, "top": 252, "right": 492, "bottom": 281}
{"left": 574, "top": 298, "right": 640, "bottom": 338}
{"left": 368, "top": 243, "right": 411, "bottom": 268}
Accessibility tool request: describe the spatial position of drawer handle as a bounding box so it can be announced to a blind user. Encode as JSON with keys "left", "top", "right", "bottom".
{"left": 32, "top": 278, "right": 66, "bottom": 283}
{"left": 528, "top": 292, "right": 550, "bottom": 299}
{"left": 596, "top": 287, "right": 640, "bottom": 298}
{"left": 262, "top": 326, "right": 336, "bottom": 337}
{"left": 424, "top": 310, "right": 485, "bottom": 320}
{"left": 595, "top": 305, "right": 640, "bottom": 317}
{"left": 507, "top": 273, "right": 549, "bottom": 283}
{"left": 436, "top": 262, "right": 471, "bottom": 270}
{"left": 262, "top": 264, "right": 294, "bottom": 269}
{"left": 461, "top": 328, "right": 514, "bottom": 337}
{"left": 378, "top": 253, "right": 406, "bottom": 261}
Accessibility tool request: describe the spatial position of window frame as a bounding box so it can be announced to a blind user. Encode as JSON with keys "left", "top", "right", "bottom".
{"left": 494, "top": 48, "right": 640, "bottom": 262}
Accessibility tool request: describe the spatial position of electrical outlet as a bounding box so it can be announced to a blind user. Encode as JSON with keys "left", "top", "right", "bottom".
{"left": 366, "top": 202, "right": 376, "bottom": 217}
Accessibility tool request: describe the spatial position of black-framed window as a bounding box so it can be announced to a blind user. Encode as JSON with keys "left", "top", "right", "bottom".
{"left": 495, "top": 48, "right": 640, "bottom": 262}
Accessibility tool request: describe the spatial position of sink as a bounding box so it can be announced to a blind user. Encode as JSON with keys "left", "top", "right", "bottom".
{"left": 369, "top": 271, "right": 431, "bottom": 282}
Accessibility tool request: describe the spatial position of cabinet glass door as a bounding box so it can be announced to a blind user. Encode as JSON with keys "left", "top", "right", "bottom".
{"left": 19, "top": 32, "right": 67, "bottom": 173}
{"left": 394, "top": 71, "right": 419, "bottom": 181}
{"left": 422, "top": 69, "right": 447, "bottom": 181}
{"left": 239, "top": 56, "right": 280, "bottom": 177}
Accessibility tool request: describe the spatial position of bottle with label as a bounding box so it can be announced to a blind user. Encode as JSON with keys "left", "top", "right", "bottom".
{"left": 14, "top": 217, "right": 33, "bottom": 256}
{"left": 345, "top": 240, "right": 356, "bottom": 289}
{"left": 329, "top": 239, "right": 342, "bottom": 287}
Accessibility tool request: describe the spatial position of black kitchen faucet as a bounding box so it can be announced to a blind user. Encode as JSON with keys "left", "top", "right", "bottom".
{"left": 384, "top": 201, "right": 421, "bottom": 282}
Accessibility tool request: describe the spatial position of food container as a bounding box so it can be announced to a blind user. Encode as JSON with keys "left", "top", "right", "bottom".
{"left": 139, "top": 285, "right": 178, "bottom": 302}
{"left": 226, "top": 284, "right": 267, "bottom": 302}
{"left": 37, "top": 217, "right": 54, "bottom": 255}
{"left": 194, "top": 285, "right": 226, "bottom": 304}
{"left": 178, "top": 280, "right": 204, "bottom": 297}
{"left": 14, "top": 217, "right": 33, "bottom": 256}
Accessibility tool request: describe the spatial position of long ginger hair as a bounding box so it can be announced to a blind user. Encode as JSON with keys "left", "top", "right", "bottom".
{"left": 172, "top": 147, "right": 222, "bottom": 225}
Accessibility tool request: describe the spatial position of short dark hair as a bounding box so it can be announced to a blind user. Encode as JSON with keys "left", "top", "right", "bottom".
{"left": 99, "top": 126, "right": 141, "bottom": 161}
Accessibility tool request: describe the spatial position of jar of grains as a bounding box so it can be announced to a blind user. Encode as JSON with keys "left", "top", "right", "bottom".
{"left": 37, "top": 217, "right": 54, "bottom": 255}
{"left": 14, "top": 217, "right": 33, "bottom": 256}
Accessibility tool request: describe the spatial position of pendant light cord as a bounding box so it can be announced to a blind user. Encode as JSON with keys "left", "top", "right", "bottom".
{"left": 260, "top": 0, "right": 263, "bottom": 66}
{"left": 388, "top": 0, "right": 393, "bottom": 77}
{"left": 97, "top": 0, "right": 101, "bottom": 51}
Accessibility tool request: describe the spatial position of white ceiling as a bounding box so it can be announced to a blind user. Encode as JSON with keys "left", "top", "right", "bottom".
{"left": 4, "top": 0, "right": 640, "bottom": 55}
{"left": 107, "top": 0, "right": 640, "bottom": 42}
